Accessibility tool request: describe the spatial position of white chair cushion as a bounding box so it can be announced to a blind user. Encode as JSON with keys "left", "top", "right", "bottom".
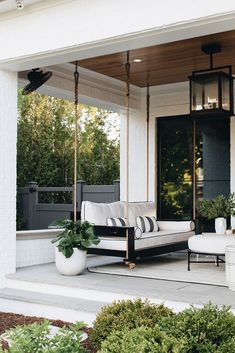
{"left": 188, "top": 234, "right": 235, "bottom": 254}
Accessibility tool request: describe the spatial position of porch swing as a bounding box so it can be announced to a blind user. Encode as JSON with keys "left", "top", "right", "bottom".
{"left": 78, "top": 51, "right": 195, "bottom": 266}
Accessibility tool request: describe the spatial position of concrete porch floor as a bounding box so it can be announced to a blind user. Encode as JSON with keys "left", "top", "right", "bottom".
{"left": 0, "top": 255, "right": 234, "bottom": 325}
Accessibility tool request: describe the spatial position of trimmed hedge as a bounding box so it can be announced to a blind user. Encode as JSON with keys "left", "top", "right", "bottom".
{"left": 91, "top": 298, "right": 173, "bottom": 348}
{"left": 92, "top": 300, "right": 235, "bottom": 352}
{"left": 159, "top": 303, "right": 235, "bottom": 352}
{"left": 98, "top": 326, "right": 184, "bottom": 353}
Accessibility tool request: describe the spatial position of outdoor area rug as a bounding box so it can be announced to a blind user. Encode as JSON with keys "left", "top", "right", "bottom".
{"left": 88, "top": 252, "right": 226, "bottom": 287}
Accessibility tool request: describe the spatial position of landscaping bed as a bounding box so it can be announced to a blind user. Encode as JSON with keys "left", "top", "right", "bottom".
{"left": 1, "top": 300, "right": 235, "bottom": 352}
{"left": 0, "top": 312, "right": 97, "bottom": 353}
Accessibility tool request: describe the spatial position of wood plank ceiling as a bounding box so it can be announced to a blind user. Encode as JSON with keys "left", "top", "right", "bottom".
{"left": 78, "top": 30, "right": 235, "bottom": 87}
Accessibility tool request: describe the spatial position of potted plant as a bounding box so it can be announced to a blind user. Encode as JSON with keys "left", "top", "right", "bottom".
{"left": 51, "top": 219, "right": 100, "bottom": 275}
{"left": 197, "top": 193, "right": 235, "bottom": 234}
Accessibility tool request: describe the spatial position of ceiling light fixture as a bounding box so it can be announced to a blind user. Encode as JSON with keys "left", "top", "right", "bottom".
{"left": 189, "top": 43, "right": 234, "bottom": 116}
{"left": 133, "top": 59, "right": 142, "bottom": 63}
{"left": 22, "top": 68, "right": 52, "bottom": 95}
{"left": 16, "top": 0, "right": 24, "bottom": 10}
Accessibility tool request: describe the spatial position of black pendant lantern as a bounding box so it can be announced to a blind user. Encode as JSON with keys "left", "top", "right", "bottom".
{"left": 189, "top": 43, "right": 234, "bottom": 116}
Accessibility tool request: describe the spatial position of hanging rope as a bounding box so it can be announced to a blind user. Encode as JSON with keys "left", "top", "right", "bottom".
{"left": 73, "top": 62, "right": 79, "bottom": 222}
{"left": 125, "top": 51, "right": 130, "bottom": 259}
{"left": 146, "top": 84, "right": 150, "bottom": 202}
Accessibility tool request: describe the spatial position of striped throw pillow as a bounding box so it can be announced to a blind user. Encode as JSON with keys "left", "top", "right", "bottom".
{"left": 136, "top": 216, "right": 158, "bottom": 233}
{"left": 106, "top": 217, "right": 129, "bottom": 227}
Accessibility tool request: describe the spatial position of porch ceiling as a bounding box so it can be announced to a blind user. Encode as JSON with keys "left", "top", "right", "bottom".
{"left": 78, "top": 30, "right": 235, "bottom": 87}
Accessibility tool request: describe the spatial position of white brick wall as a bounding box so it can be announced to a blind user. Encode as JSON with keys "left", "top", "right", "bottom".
{"left": 16, "top": 229, "right": 62, "bottom": 268}
{"left": 0, "top": 69, "right": 17, "bottom": 287}
{"left": 16, "top": 238, "right": 55, "bottom": 268}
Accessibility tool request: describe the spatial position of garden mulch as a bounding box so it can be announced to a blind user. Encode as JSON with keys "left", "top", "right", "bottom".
{"left": 0, "top": 312, "right": 97, "bottom": 352}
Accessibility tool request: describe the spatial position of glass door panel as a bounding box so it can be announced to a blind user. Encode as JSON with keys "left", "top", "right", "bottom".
{"left": 157, "top": 117, "right": 193, "bottom": 220}
{"left": 195, "top": 118, "right": 230, "bottom": 206}
{"left": 157, "top": 116, "right": 230, "bottom": 223}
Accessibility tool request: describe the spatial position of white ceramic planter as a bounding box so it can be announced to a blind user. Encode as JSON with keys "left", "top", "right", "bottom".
{"left": 55, "top": 247, "right": 87, "bottom": 275}
{"left": 215, "top": 217, "right": 227, "bottom": 234}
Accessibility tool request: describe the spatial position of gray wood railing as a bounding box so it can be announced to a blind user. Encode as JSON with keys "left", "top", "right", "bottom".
{"left": 17, "top": 180, "right": 120, "bottom": 230}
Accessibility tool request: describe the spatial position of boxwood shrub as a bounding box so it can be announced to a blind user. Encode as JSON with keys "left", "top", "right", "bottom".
{"left": 98, "top": 326, "right": 185, "bottom": 353}
{"left": 217, "top": 337, "right": 235, "bottom": 353}
{"left": 91, "top": 298, "right": 173, "bottom": 348}
{"left": 159, "top": 303, "right": 235, "bottom": 352}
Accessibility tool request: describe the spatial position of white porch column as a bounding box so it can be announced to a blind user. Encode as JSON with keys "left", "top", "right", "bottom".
{"left": 120, "top": 107, "right": 148, "bottom": 202}
{"left": 231, "top": 117, "right": 235, "bottom": 228}
{"left": 0, "top": 69, "right": 17, "bottom": 287}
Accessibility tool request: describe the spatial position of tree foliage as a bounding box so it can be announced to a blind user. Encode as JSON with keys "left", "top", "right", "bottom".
{"left": 17, "top": 91, "right": 120, "bottom": 186}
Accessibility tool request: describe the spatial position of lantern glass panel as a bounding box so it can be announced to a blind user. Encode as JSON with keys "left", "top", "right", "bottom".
{"left": 221, "top": 76, "right": 230, "bottom": 111}
{"left": 191, "top": 77, "right": 219, "bottom": 112}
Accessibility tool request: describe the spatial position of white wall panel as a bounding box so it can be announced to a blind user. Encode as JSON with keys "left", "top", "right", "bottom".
{"left": 0, "top": 69, "right": 17, "bottom": 287}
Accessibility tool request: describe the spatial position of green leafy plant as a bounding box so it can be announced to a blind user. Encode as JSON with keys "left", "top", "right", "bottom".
{"left": 17, "top": 91, "right": 120, "bottom": 187}
{"left": 197, "top": 193, "right": 235, "bottom": 219}
{"left": 0, "top": 320, "right": 87, "bottom": 353}
{"left": 51, "top": 219, "right": 99, "bottom": 258}
{"left": 217, "top": 337, "right": 235, "bottom": 353}
{"left": 159, "top": 303, "right": 235, "bottom": 352}
{"left": 91, "top": 298, "right": 173, "bottom": 349}
{"left": 97, "top": 325, "right": 185, "bottom": 353}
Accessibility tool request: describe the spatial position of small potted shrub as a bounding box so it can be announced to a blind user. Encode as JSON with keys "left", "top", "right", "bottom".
{"left": 51, "top": 219, "right": 99, "bottom": 275}
{"left": 197, "top": 193, "right": 235, "bottom": 234}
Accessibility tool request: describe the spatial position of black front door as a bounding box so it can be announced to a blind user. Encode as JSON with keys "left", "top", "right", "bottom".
{"left": 157, "top": 115, "right": 230, "bottom": 224}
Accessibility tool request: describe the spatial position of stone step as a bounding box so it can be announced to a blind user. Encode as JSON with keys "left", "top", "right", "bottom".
{"left": 5, "top": 262, "right": 235, "bottom": 323}
{"left": 6, "top": 276, "right": 152, "bottom": 303}
{"left": 0, "top": 287, "right": 102, "bottom": 325}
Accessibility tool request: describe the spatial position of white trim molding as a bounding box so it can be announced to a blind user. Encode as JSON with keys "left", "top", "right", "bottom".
{"left": 1, "top": 4, "right": 235, "bottom": 70}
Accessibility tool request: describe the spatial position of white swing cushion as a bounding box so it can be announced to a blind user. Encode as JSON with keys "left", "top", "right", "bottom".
{"left": 81, "top": 200, "right": 156, "bottom": 227}
{"left": 81, "top": 201, "right": 125, "bottom": 225}
{"left": 128, "top": 202, "right": 156, "bottom": 226}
